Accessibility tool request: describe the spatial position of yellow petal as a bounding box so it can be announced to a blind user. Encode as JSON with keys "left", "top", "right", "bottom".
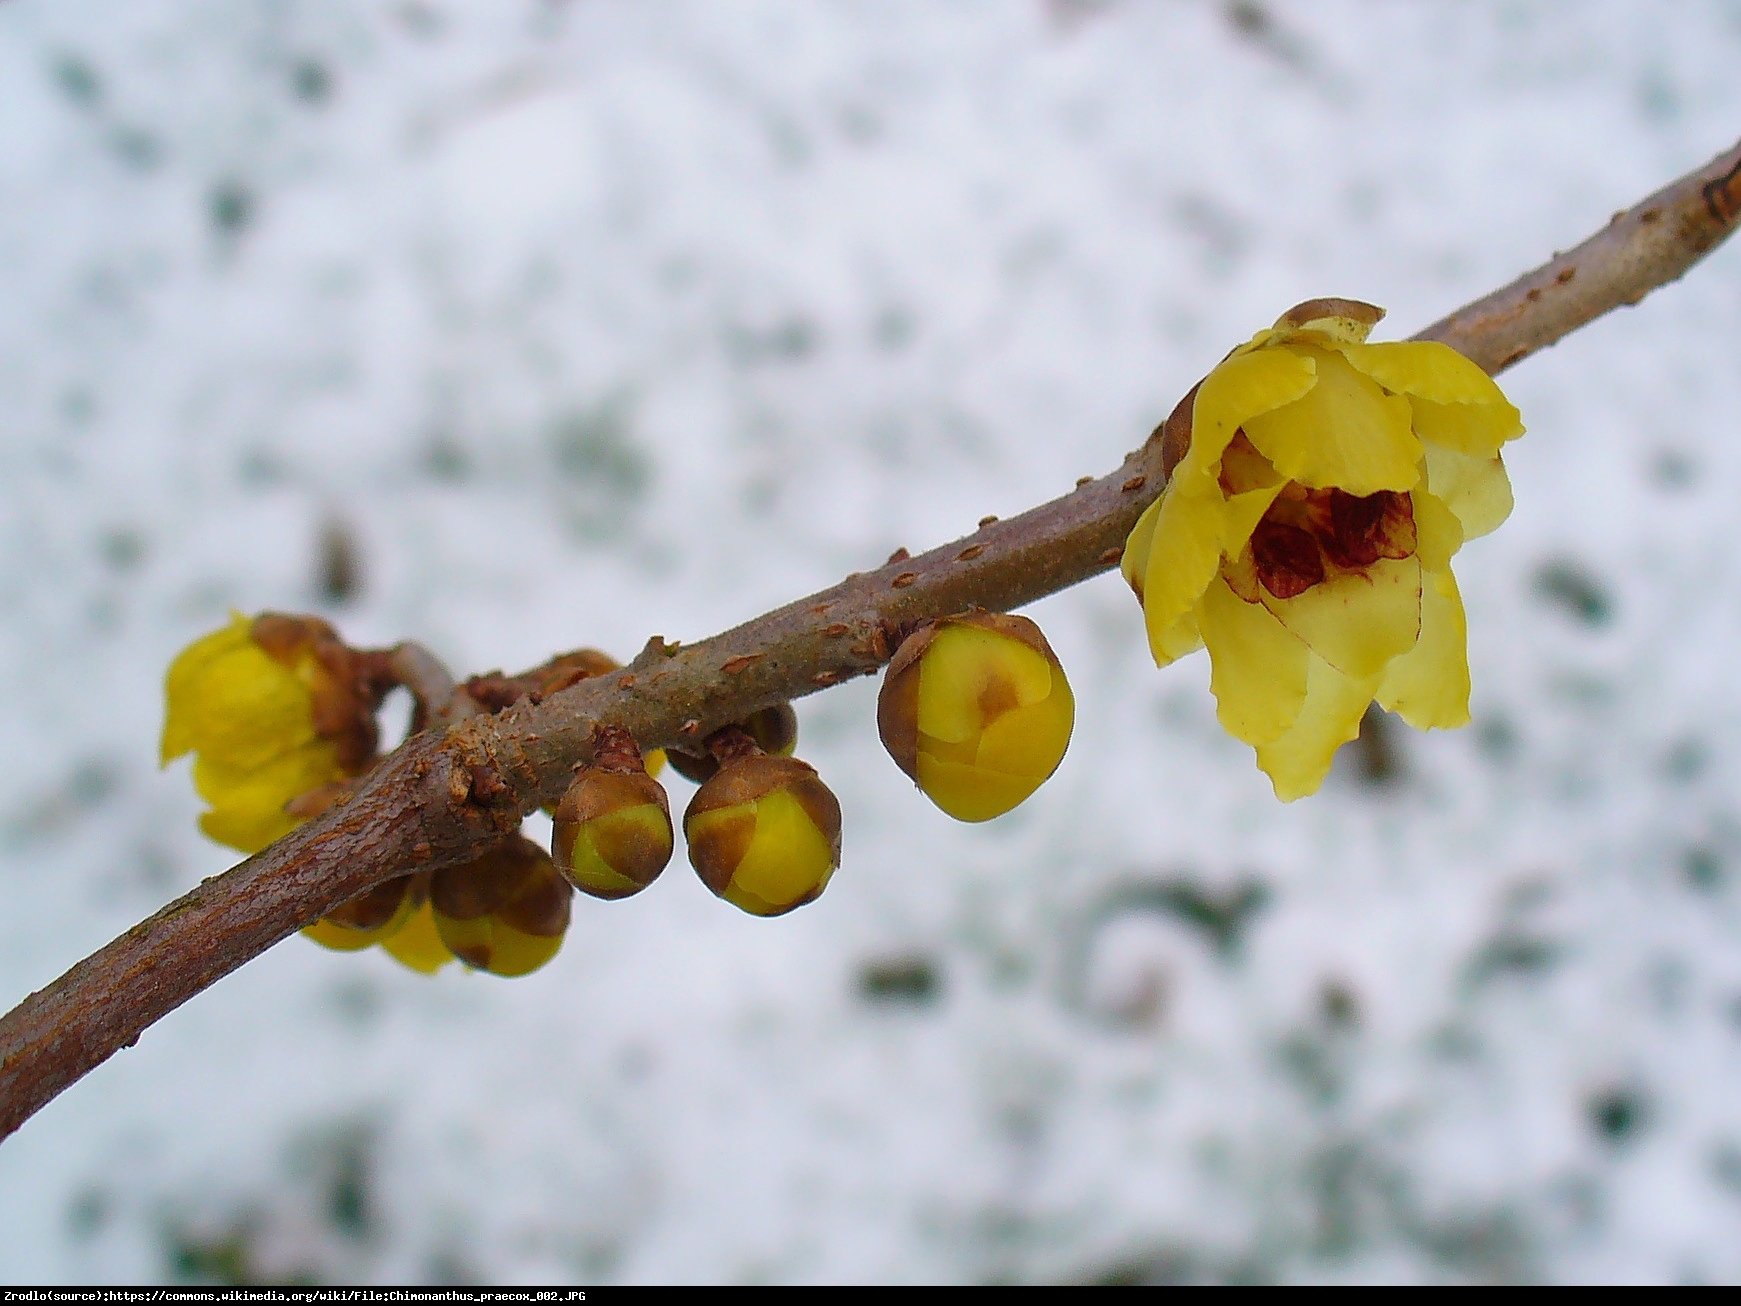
{"left": 301, "top": 918, "right": 380, "bottom": 953}
{"left": 1423, "top": 443, "right": 1514, "bottom": 540}
{"left": 160, "top": 614, "right": 255, "bottom": 763}
{"left": 1409, "top": 396, "right": 1525, "bottom": 458}
{"left": 380, "top": 901, "right": 454, "bottom": 974}
{"left": 173, "top": 644, "right": 321, "bottom": 771}
{"left": 1121, "top": 496, "right": 1162, "bottom": 601}
{"left": 1412, "top": 489, "right": 1465, "bottom": 572}
{"left": 1220, "top": 483, "right": 1286, "bottom": 557}
{"left": 198, "top": 803, "right": 302, "bottom": 855}
{"left": 1254, "top": 655, "right": 1380, "bottom": 801}
{"left": 974, "top": 675, "right": 1075, "bottom": 779}
{"left": 1174, "top": 347, "right": 1318, "bottom": 483}
{"left": 1150, "top": 609, "right": 1203, "bottom": 666}
{"left": 1339, "top": 340, "right": 1511, "bottom": 406}
{"left": 1261, "top": 556, "right": 1422, "bottom": 680}
{"left": 191, "top": 740, "right": 342, "bottom": 810}
{"left": 716, "top": 788, "right": 836, "bottom": 915}
{"left": 1376, "top": 567, "right": 1471, "bottom": 729}
{"left": 916, "top": 624, "right": 1054, "bottom": 745}
{"left": 191, "top": 741, "right": 343, "bottom": 854}
{"left": 440, "top": 915, "right": 564, "bottom": 977}
{"left": 1243, "top": 348, "right": 1422, "bottom": 495}
{"left": 915, "top": 754, "right": 1048, "bottom": 824}
{"left": 1198, "top": 576, "right": 1309, "bottom": 746}
{"left": 1139, "top": 480, "right": 1228, "bottom": 657}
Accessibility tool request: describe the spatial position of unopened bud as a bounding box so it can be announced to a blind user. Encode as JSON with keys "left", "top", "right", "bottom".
{"left": 685, "top": 754, "right": 841, "bottom": 917}
{"left": 302, "top": 874, "right": 421, "bottom": 950}
{"left": 430, "top": 836, "right": 573, "bottom": 977}
{"left": 552, "top": 765, "right": 674, "bottom": 901}
{"left": 877, "top": 611, "right": 1074, "bottom": 822}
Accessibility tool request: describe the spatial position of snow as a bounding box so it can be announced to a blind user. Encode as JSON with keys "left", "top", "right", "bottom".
{"left": 3, "top": 0, "right": 1741, "bottom": 1285}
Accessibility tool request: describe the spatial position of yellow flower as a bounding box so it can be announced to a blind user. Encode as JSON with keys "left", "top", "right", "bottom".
{"left": 161, "top": 612, "right": 371, "bottom": 852}
{"left": 1122, "top": 299, "right": 1523, "bottom": 799}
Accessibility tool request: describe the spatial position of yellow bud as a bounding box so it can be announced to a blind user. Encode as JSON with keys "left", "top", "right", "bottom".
{"left": 552, "top": 767, "right": 674, "bottom": 900}
{"left": 379, "top": 899, "right": 455, "bottom": 974}
{"left": 877, "top": 611, "right": 1074, "bottom": 822}
{"left": 685, "top": 755, "right": 841, "bottom": 917}
{"left": 302, "top": 875, "right": 424, "bottom": 954}
{"left": 430, "top": 837, "right": 572, "bottom": 977}
{"left": 667, "top": 704, "right": 798, "bottom": 784}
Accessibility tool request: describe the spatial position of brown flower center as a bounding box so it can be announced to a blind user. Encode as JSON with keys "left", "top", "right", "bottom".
{"left": 1247, "top": 485, "right": 1416, "bottom": 601}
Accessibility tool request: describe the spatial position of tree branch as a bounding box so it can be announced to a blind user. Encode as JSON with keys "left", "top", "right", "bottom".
{"left": 3, "top": 137, "right": 1737, "bottom": 1144}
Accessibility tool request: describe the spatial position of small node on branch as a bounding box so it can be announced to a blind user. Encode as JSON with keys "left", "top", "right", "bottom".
{"left": 667, "top": 704, "right": 799, "bottom": 785}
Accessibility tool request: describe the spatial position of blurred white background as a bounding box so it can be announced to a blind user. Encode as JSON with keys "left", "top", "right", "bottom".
{"left": 3, "top": 0, "right": 1740, "bottom": 1284}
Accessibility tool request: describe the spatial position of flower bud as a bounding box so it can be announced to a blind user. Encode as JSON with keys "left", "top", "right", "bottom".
{"left": 667, "top": 704, "right": 798, "bottom": 785}
{"left": 685, "top": 755, "right": 841, "bottom": 917}
{"left": 877, "top": 611, "right": 1074, "bottom": 823}
{"left": 302, "top": 875, "right": 421, "bottom": 950}
{"left": 430, "top": 836, "right": 573, "bottom": 977}
{"left": 379, "top": 897, "right": 455, "bottom": 974}
{"left": 552, "top": 767, "right": 674, "bottom": 900}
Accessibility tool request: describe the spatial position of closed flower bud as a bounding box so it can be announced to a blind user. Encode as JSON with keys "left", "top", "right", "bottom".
{"left": 667, "top": 704, "right": 798, "bottom": 785}
{"left": 431, "top": 837, "right": 573, "bottom": 977}
{"left": 302, "top": 874, "right": 421, "bottom": 952}
{"left": 685, "top": 755, "right": 841, "bottom": 917}
{"left": 552, "top": 767, "right": 674, "bottom": 900}
{"left": 379, "top": 899, "right": 455, "bottom": 974}
{"left": 877, "top": 612, "right": 1075, "bottom": 823}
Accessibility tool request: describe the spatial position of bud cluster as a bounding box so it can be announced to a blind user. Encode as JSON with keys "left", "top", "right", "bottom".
{"left": 166, "top": 603, "right": 1081, "bottom": 980}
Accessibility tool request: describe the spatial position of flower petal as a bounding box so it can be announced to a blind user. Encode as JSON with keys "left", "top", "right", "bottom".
{"left": 1243, "top": 348, "right": 1422, "bottom": 495}
{"left": 191, "top": 741, "right": 341, "bottom": 810}
{"left": 1423, "top": 444, "right": 1514, "bottom": 540}
{"left": 199, "top": 803, "right": 303, "bottom": 855}
{"left": 1220, "top": 483, "right": 1286, "bottom": 557}
{"left": 1412, "top": 489, "right": 1465, "bottom": 572}
{"left": 1409, "top": 396, "right": 1525, "bottom": 458}
{"left": 1150, "top": 610, "right": 1203, "bottom": 665}
{"left": 1376, "top": 567, "right": 1471, "bottom": 729}
{"left": 1339, "top": 340, "right": 1510, "bottom": 406}
{"left": 1121, "top": 496, "right": 1161, "bottom": 601}
{"left": 1174, "top": 347, "right": 1318, "bottom": 483}
{"left": 1198, "top": 577, "right": 1309, "bottom": 746}
{"left": 1261, "top": 556, "right": 1422, "bottom": 680}
{"left": 160, "top": 614, "right": 254, "bottom": 763}
{"left": 381, "top": 901, "right": 455, "bottom": 974}
{"left": 916, "top": 624, "right": 1053, "bottom": 745}
{"left": 1139, "top": 480, "right": 1227, "bottom": 658}
{"left": 1254, "top": 655, "right": 1380, "bottom": 801}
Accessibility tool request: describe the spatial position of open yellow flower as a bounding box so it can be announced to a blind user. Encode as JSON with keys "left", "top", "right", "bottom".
{"left": 1122, "top": 299, "right": 1522, "bottom": 799}
{"left": 161, "top": 612, "right": 374, "bottom": 852}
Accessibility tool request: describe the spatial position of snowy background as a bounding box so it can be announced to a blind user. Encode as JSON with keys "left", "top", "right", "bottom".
{"left": 3, "top": 0, "right": 1740, "bottom": 1285}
